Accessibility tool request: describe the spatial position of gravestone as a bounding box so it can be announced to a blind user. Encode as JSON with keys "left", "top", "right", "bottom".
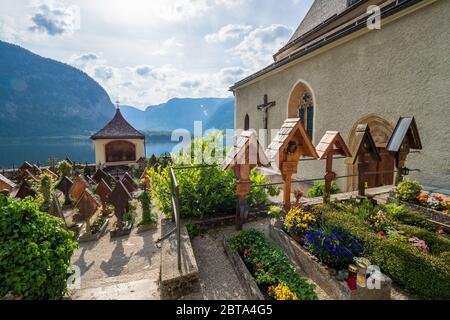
{"left": 351, "top": 124, "right": 381, "bottom": 197}
{"left": 93, "top": 169, "right": 112, "bottom": 185}
{"left": 96, "top": 178, "right": 112, "bottom": 216}
{"left": 109, "top": 181, "right": 132, "bottom": 231}
{"left": 75, "top": 189, "right": 100, "bottom": 233}
{"left": 222, "top": 131, "right": 270, "bottom": 230}
{"left": 69, "top": 176, "right": 90, "bottom": 202}
{"left": 55, "top": 176, "right": 73, "bottom": 205}
{"left": 122, "top": 172, "right": 135, "bottom": 186}
{"left": 122, "top": 176, "right": 135, "bottom": 194}
{"left": 386, "top": 117, "right": 422, "bottom": 185}
{"left": 266, "top": 118, "right": 318, "bottom": 213}
{"left": 15, "top": 181, "right": 37, "bottom": 199}
{"left": 316, "top": 131, "right": 352, "bottom": 203}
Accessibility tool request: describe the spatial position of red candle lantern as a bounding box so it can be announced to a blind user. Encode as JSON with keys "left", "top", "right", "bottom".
{"left": 347, "top": 264, "right": 358, "bottom": 291}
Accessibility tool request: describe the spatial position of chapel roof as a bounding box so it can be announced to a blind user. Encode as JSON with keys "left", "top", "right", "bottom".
{"left": 91, "top": 108, "right": 145, "bottom": 140}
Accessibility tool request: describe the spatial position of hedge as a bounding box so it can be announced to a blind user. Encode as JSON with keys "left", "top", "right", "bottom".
{"left": 317, "top": 205, "right": 450, "bottom": 299}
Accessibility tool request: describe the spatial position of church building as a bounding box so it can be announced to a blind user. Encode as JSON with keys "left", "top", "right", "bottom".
{"left": 91, "top": 107, "right": 145, "bottom": 168}
{"left": 231, "top": 0, "right": 449, "bottom": 190}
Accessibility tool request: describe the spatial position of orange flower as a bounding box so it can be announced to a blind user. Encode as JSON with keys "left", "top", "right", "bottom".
{"left": 442, "top": 210, "right": 449, "bottom": 215}
{"left": 256, "top": 263, "right": 264, "bottom": 270}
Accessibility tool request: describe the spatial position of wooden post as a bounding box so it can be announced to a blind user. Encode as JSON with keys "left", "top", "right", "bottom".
{"left": 357, "top": 153, "right": 367, "bottom": 197}
{"left": 282, "top": 173, "right": 292, "bottom": 213}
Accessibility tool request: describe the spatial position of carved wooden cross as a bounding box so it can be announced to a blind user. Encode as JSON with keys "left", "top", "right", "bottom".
{"left": 257, "top": 94, "right": 276, "bottom": 130}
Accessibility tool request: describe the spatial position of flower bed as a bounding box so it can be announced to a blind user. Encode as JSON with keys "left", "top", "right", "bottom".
{"left": 78, "top": 216, "right": 109, "bottom": 243}
{"left": 226, "top": 229, "right": 317, "bottom": 300}
{"left": 269, "top": 219, "right": 392, "bottom": 300}
{"left": 391, "top": 179, "right": 450, "bottom": 225}
{"left": 318, "top": 201, "right": 450, "bottom": 299}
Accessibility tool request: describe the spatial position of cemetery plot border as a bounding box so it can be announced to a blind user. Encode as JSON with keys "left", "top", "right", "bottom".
{"left": 78, "top": 217, "right": 110, "bottom": 243}
{"left": 268, "top": 219, "right": 392, "bottom": 300}
{"left": 222, "top": 236, "right": 265, "bottom": 300}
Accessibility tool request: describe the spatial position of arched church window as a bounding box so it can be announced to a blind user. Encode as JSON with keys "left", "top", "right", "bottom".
{"left": 297, "top": 92, "right": 314, "bottom": 140}
{"left": 244, "top": 114, "right": 250, "bottom": 130}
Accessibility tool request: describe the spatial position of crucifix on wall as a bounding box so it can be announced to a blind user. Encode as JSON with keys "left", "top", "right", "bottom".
{"left": 257, "top": 94, "right": 276, "bottom": 146}
{"left": 257, "top": 94, "right": 276, "bottom": 130}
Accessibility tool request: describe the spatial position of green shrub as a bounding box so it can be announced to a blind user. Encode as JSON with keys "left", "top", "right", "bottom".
{"left": 0, "top": 196, "right": 78, "bottom": 299}
{"left": 38, "top": 173, "right": 53, "bottom": 212}
{"left": 138, "top": 191, "right": 156, "bottom": 226}
{"left": 307, "top": 181, "right": 339, "bottom": 198}
{"left": 57, "top": 160, "right": 73, "bottom": 178}
{"left": 318, "top": 206, "right": 450, "bottom": 299}
{"left": 383, "top": 203, "right": 436, "bottom": 231}
{"left": 230, "top": 229, "right": 317, "bottom": 300}
{"left": 148, "top": 136, "right": 279, "bottom": 219}
{"left": 396, "top": 179, "right": 422, "bottom": 202}
{"left": 186, "top": 223, "right": 200, "bottom": 239}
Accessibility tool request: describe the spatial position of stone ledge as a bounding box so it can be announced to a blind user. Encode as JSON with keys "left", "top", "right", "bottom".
{"left": 78, "top": 218, "right": 109, "bottom": 243}
{"left": 223, "top": 236, "right": 265, "bottom": 300}
{"left": 268, "top": 219, "right": 392, "bottom": 300}
{"left": 160, "top": 219, "right": 200, "bottom": 300}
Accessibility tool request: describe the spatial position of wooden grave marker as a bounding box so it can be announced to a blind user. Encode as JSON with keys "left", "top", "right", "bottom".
{"left": 49, "top": 193, "right": 68, "bottom": 227}
{"left": 69, "top": 176, "right": 90, "bottom": 202}
{"left": 75, "top": 189, "right": 100, "bottom": 233}
{"left": 351, "top": 124, "right": 381, "bottom": 197}
{"left": 386, "top": 117, "right": 422, "bottom": 185}
{"left": 14, "top": 181, "right": 37, "bottom": 199}
{"left": 95, "top": 178, "right": 112, "bottom": 216}
{"left": 109, "top": 181, "right": 132, "bottom": 230}
{"left": 222, "top": 130, "right": 270, "bottom": 230}
{"left": 93, "top": 169, "right": 112, "bottom": 185}
{"left": 266, "top": 118, "right": 318, "bottom": 213}
{"left": 55, "top": 176, "right": 73, "bottom": 205}
{"left": 316, "top": 131, "right": 352, "bottom": 203}
{"left": 121, "top": 176, "right": 135, "bottom": 194}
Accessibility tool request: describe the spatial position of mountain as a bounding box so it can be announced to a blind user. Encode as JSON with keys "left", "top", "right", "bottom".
{"left": 0, "top": 40, "right": 115, "bottom": 137}
{"left": 120, "top": 97, "right": 235, "bottom": 133}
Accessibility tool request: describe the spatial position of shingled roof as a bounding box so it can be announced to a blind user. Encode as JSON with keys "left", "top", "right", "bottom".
{"left": 91, "top": 108, "right": 145, "bottom": 140}
{"left": 287, "top": 0, "right": 348, "bottom": 47}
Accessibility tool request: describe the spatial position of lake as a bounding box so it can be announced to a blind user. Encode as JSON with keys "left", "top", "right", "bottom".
{"left": 0, "top": 136, "right": 178, "bottom": 168}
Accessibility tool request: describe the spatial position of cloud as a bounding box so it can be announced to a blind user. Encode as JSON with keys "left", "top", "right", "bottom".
{"left": 205, "top": 24, "right": 252, "bottom": 44}
{"left": 28, "top": 0, "right": 80, "bottom": 36}
{"left": 135, "top": 65, "right": 153, "bottom": 77}
{"left": 94, "top": 66, "right": 114, "bottom": 81}
{"left": 228, "top": 24, "right": 293, "bottom": 71}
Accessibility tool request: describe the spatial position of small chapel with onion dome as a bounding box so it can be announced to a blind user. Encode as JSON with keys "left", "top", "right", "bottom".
{"left": 91, "top": 106, "right": 145, "bottom": 168}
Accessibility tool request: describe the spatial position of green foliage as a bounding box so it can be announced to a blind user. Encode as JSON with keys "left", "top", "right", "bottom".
{"left": 318, "top": 205, "right": 450, "bottom": 299}
{"left": 39, "top": 174, "right": 53, "bottom": 212}
{"left": 307, "top": 181, "right": 339, "bottom": 198}
{"left": 268, "top": 206, "right": 285, "bottom": 221}
{"left": 396, "top": 179, "right": 422, "bottom": 202}
{"left": 383, "top": 203, "right": 437, "bottom": 231}
{"left": 57, "top": 160, "right": 73, "bottom": 178}
{"left": 186, "top": 223, "right": 200, "bottom": 239}
{"left": 148, "top": 136, "right": 279, "bottom": 219}
{"left": 0, "top": 195, "right": 78, "bottom": 299}
{"left": 138, "top": 191, "right": 156, "bottom": 226}
{"left": 230, "top": 229, "right": 317, "bottom": 300}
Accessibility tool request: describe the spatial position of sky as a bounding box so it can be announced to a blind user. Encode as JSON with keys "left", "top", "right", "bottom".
{"left": 0, "top": 0, "right": 314, "bottom": 109}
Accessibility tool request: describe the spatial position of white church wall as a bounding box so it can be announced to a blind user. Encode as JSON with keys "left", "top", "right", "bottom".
{"left": 234, "top": 0, "right": 450, "bottom": 189}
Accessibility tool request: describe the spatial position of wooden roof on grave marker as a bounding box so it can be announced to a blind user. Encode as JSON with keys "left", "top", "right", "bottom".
{"left": 109, "top": 181, "right": 132, "bottom": 211}
{"left": 95, "top": 178, "right": 112, "bottom": 203}
{"left": 316, "top": 131, "right": 352, "bottom": 160}
{"left": 351, "top": 124, "right": 381, "bottom": 164}
{"left": 123, "top": 172, "right": 134, "bottom": 185}
{"left": 42, "top": 168, "right": 58, "bottom": 180}
{"left": 222, "top": 130, "right": 270, "bottom": 170}
{"left": 75, "top": 189, "right": 100, "bottom": 221}
{"left": 55, "top": 176, "right": 73, "bottom": 195}
{"left": 69, "top": 176, "right": 90, "bottom": 201}
{"left": 266, "top": 118, "right": 319, "bottom": 165}
{"left": 15, "top": 181, "right": 37, "bottom": 199}
{"left": 19, "top": 161, "right": 34, "bottom": 171}
{"left": 22, "top": 169, "right": 38, "bottom": 182}
{"left": 386, "top": 116, "right": 422, "bottom": 153}
{"left": 32, "top": 164, "right": 42, "bottom": 175}
{"left": 121, "top": 176, "right": 135, "bottom": 193}
{"left": 0, "top": 173, "right": 16, "bottom": 189}
{"left": 93, "top": 169, "right": 111, "bottom": 184}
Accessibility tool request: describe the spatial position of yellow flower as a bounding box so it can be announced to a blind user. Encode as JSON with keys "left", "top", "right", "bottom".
{"left": 443, "top": 210, "right": 449, "bottom": 215}
{"left": 271, "top": 285, "right": 298, "bottom": 300}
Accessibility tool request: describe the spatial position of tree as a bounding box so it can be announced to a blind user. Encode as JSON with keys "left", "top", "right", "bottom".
{"left": 39, "top": 173, "right": 53, "bottom": 212}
